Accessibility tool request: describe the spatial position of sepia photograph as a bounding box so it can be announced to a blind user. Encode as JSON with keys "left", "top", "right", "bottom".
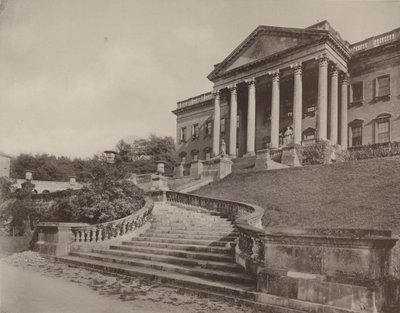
{"left": 0, "top": 0, "right": 400, "bottom": 312}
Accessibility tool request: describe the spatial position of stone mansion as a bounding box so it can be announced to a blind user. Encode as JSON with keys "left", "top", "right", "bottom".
{"left": 172, "top": 21, "right": 400, "bottom": 163}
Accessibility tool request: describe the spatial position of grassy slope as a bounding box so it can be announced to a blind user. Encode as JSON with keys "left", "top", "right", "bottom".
{"left": 194, "top": 157, "right": 400, "bottom": 233}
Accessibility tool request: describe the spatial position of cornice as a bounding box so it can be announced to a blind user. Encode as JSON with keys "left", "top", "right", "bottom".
{"left": 351, "top": 39, "right": 400, "bottom": 59}
{"left": 209, "top": 37, "right": 325, "bottom": 81}
{"left": 172, "top": 100, "right": 213, "bottom": 116}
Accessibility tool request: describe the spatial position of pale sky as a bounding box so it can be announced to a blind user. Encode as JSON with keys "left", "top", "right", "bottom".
{"left": 1, "top": 0, "right": 399, "bottom": 158}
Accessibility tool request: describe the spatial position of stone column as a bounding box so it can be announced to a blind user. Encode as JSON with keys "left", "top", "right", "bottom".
{"left": 340, "top": 73, "right": 349, "bottom": 148}
{"left": 246, "top": 78, "right": 256, "bottom": 155}
{"left": 212, "top": 90, "right": 220, "bottom": 156}
{"left": 228, "top": 84, "right": 237, "bottom": 156}
{"left": 317, "top": 56, "right": 329, "bottom": 141}
{"left": 270, "top": 71, "right": 280, "bottom": 148}
{"left": 292, "top": 64, "right": 303, "bottom": 145}
{"left": 329, "top": 65, "right": 339, "bottom": 144}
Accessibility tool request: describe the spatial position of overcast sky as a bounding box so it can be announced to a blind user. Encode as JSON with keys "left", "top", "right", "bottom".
{"left": 0, "top": 0, "right": 399, "bottom": 158}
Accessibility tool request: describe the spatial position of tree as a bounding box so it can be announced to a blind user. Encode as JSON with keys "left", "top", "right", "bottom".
{"left": 115, "top": 134, "right": 176, "bottom": 175}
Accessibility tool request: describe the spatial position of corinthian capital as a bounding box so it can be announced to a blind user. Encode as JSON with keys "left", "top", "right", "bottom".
{"left": 213, "top": 89, "right": 220, "bottom": 98}
{"left": 291, "top": 63, "right": 303, "bottom": 75}
{"left": 318, "top": 55, "right": 329, "bottom": 67}
{"left": 245, "top": 77, "right": 256, "bottom": 87}
{"left": 340, "top": 72, "right": 349, "bottom": 84}
{"left": 330, "top": 64, "right": 339, "bottom": 77}
{"left": 227, "top": 84, "right": 237, "bottom": 94}
{"left": 268, "top": 69, "right": 280, "bottom": 82}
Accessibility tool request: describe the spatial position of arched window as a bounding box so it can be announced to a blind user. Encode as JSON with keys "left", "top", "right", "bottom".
{"left": 302, "top": 128, "right": 316, "bottom": 146}
{"left": 348, "top": 119, "right": 364, "bottom": 147}
{"left": 374, "top": 113, "right": 392, "bottom": 143}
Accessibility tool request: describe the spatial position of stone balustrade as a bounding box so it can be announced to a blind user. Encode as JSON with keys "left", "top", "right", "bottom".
{"left": 33, "top": 197, "right": 154, "bottom": 256}
{"left": 176, "top": 92, "right": 213, "bottom": 110}
{"left": 163, "top": 191, "right": 399, "bottom": 313}
{"left": 351, "top": 28, "right": 400, "bottom": 53}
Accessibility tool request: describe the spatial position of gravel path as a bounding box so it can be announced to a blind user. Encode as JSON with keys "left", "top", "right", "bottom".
{"left": 0, "top": 251, "right": 251, "bottom": 313}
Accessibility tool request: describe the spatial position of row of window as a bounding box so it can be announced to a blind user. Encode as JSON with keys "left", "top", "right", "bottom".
{"left": 179, "top": 117, "right": 237, "bottom": 143}
{"left": 351, "top": 114, "right": 390, "bottom": 146}
{"left": 351, "top": 74, "right": 390, "bottom": 105}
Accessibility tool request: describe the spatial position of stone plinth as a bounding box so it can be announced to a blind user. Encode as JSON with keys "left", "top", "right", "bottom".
{"left": 150, "top": 174, "right": 169, "bottom": 191}
{"left": 202, "top": 156, "right": 233, "bottom": 180}
{"left": 257, "top": 228, "right": 398, "bottom": 313}
{"left": 173, "top": 163, "right": 184, "bottom": 178}
{"left": 254, "top": 149, "right": 289, "bottom": 171}
{"left": 190, "top": 160, "right": 203, "bottom": 177}
{"left": 281, "top": 146, "right": 301, "bottom": 167}
{"left": 34, "top": 222, "right": 88, "bottom": 257}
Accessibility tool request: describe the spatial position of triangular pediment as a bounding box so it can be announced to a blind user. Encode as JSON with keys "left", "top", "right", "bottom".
{"left": 208, "top": 25, "right": 328, "bottom": 80}
{"left": 226, "top": 33, "right": 309, "bottom": 71}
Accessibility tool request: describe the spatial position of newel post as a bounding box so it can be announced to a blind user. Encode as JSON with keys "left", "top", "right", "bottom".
{"left": 33, "top": 222, "right": 88, "bottom": 257}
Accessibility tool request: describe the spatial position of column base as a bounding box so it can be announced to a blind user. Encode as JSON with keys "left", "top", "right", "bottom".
{"left": 244, "top": 151, "right": 256, "bottom": 157}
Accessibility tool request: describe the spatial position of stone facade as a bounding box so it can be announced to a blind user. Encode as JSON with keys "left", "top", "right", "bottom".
{"left": 173, "top": 21, "right": 400, "bottom": 167}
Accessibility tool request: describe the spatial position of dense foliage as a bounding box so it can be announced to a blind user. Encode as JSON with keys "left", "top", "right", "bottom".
{"left": 10, "top": 134, "right": 176, "bottom": 181}
{"left": 348, "top": 141, "right": 400, "bottom": 160}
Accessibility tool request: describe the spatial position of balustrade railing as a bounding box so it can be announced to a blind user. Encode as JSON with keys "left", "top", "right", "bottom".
{"left": 177, "top": 92, "right": 214, "bottom": 110}
{"left": 71, "top": 198, "right": 154, "bottom": 244}
{"left": 350, "top": 28, "right": 400, "bottom": 53}
{"left": 165, "top": 191, "right": 266, "bottom": 267}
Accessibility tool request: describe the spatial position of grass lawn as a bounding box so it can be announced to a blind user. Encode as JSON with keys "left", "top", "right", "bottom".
{"left": 194, "top": 156, "right": 400, "bottom": 232}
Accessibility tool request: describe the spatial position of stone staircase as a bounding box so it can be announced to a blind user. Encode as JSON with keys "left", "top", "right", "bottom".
{"left": 58, "top": 202, "right": 303, "bottom": 311}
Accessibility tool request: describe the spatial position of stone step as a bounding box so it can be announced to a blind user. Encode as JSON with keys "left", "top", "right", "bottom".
{"left": 147, "top": 229, "right": 238, "bottom": 236}
{"left": 58, "top": 256, "right": 304, "bottom": 313}
{"left": 153, "top": 213, "right": 229, "bottom": 220}
{"left": 151, "top": 219, "right": 233, "bottom": 225}
{"left": 91, "top": 249, "right": 242, "bottom": 272}
{"left": 121, "top": 240, "right": 235, "bottom": 254}
{"left": 149, "top": 226, "right": 235, "bottom": 232}
{"left": 143, "top": 232, "right": 237, "bottom": 241}
{"left": 133, "top": 236, "right": 236, "bottom": 247}
{"left": 68, "top": 252, "right": 253, "bottom": 285}
{"left": 109, "top": 244, "right": 235, "bottom": 262}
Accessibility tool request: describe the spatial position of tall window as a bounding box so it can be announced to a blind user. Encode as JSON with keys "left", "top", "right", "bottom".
{"left": 375, "top": 75, "right": 390, "bottom": 99}
{"left": 375, "top": 114, "right": 391, "bottom": 143}
{"left": 179, "top": 127, "right": 187, "bottom": 143}
{"left": 236, "top": 115, "right": 240, "bottom": 128}
{"left": 205, "top": 121, "right": 212, "bottom": 136}
{"left": 351, "top": 125, "right": 362, "bottom": 146}
{"left": 191, "top": 123, "right": 199, "bottom": 139}
{"left": 377, "top": 120, "right": 389, "bottom": 143}
{"left": 220, "top": 118, "right": 226, "bottom": 133}
{"left": 351, "top": 81, "right": 364, "bottom": 103}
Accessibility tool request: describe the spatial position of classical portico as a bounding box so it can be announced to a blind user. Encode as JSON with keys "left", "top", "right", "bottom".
{"left": 209, "top": 22, "right": 351, "bottom": 157}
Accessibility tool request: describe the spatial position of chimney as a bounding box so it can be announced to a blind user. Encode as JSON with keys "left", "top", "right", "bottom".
{"left": 24, "top": 170, "right": 33, "bottom": 181}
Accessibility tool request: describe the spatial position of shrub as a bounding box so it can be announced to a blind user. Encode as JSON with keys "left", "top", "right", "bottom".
{"left": 348, "top": 141, "right": 400, "bottom": 160}
{"left": 49, "top": 178, "right": 145, "bottom": 224}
